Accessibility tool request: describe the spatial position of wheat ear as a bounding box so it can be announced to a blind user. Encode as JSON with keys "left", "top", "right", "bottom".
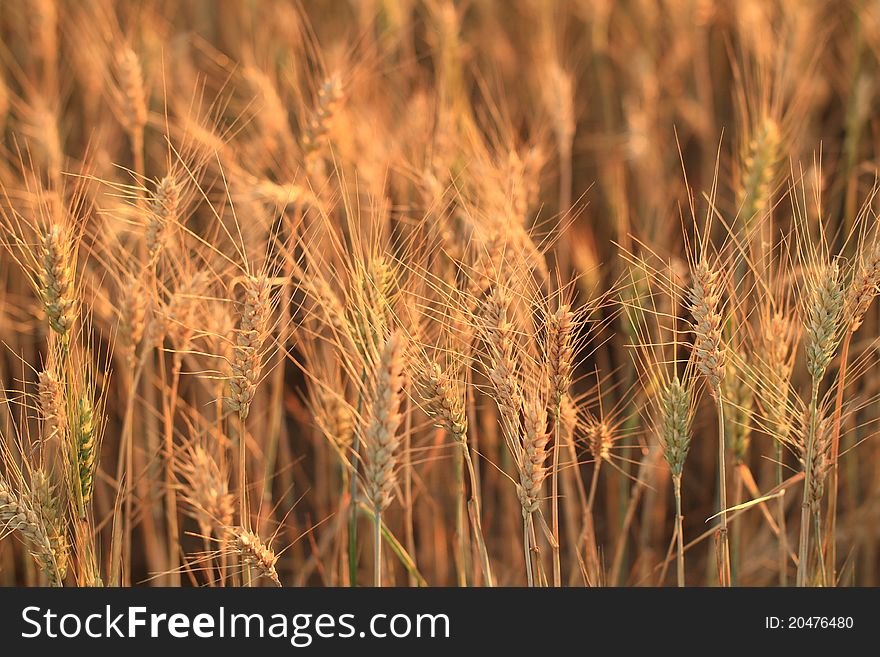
{"left": 39, "top": 224, "right": 77, "bottom": 340}
{"left": 227, "top": 274, "right": 273, "bottom": 421}
{"left": 416, "top": 360, "right": 494, "bottom": 585}
{"left": 232, "top": 527, "right": 281, "bottom": 586}
{"left": 146, "top": 175, "right": 180, "bottom": 267}
{"left": 74, "top": 391, "right": 96, "bottom": 518}
{"left": 302, "top": 73, "right": 343, "bottom": 160}
{"left": 38, "top": 367, "right": 66, "bottom": 441}
{"left": 179, "top": 445, "right": 234, "bottom": 537}
{"left": 116, "top": 46, "right": 147, "bottom": 137}
{"left": 30, "top": 469, "right": 68, "bottom": 581}
{"left": 658, "top": 374, "right": 692, "bottom": 587}
{"left": 0, "top": 477, "right": 63, "bottom": 586}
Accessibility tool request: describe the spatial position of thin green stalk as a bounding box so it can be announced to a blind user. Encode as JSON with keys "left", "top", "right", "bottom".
{"left": 673, "top": 473, "right": 685, "bottom": 587}
{"left": 814, "top": 511, "right": 827, "bottom": 587}
{"left": 238, "top": 414, "right": 252, "bottom": 588}
{"left": 797, "top": 502, "right": 811, "bottom": 587}
{"left": 797, "top": 382, "right": 820, "bottom": 587}
{"left": 374, "top": 505, "right": 382, "bottom": 587}
{"left": 776, "top": 440, "right": 788, "bottom": 586}
{"left": 462, "top": 446, "right": 493, "bottom": 586}
{"left": 454, "top": 442, "right": 468, "bottom": 586}
{"left": 523, "top": 511, "right": 534, "bottom": 587}
{"left": 356, "top": 501, "right": 427, "bottom": 586}
{"left": 609, "top": 450, "right": 651, "bottom": 586}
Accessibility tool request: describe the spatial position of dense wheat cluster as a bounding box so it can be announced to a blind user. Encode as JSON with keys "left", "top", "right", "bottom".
{"left": 2, "top": 0, "right": 880, "bottom": 588}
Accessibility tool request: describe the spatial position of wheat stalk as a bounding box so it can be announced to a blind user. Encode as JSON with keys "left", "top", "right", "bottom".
{"left": 760, "top": 311, "right": 796, "bottom": 585}
{"left": 688, "top": 257, "right": 730, "bottom": 585}
{"left": 798, "top": 260, "right": 844, "bottom": 586}
{"left": 362, "top": 330, "right": 407, "bottom": 586}
{"left": 804, "top": 261, "right": 844, "bottom": 383}
{"left": 826, "top": 241, "right": 880, "bottom": 579}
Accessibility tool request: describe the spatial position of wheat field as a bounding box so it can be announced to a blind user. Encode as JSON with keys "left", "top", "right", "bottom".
{"left": 1, "top": 0, "right": 879, "bottom": 588}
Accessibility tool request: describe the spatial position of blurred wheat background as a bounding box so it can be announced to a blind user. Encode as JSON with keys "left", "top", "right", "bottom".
{"left": 1, "top": 0, "right": 880, "bottom": 587}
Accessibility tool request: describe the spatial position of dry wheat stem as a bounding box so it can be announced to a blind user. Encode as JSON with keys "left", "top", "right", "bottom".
{"left": 827, "top": 244, "right": 880, "bottom": 577}
{"left": 547, "top": 303, "right": 573, "bottom": 587}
